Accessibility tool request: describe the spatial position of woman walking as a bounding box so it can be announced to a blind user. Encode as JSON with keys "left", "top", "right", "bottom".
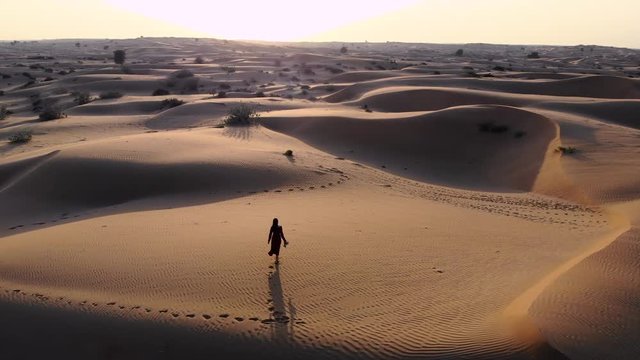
{"left": 268, "top": 218, "right": 288, "bottom": 264}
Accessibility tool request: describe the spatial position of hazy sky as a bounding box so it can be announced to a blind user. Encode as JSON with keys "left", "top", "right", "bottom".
{"left": 3, "top": 0, "right": 639, "bottom": 48}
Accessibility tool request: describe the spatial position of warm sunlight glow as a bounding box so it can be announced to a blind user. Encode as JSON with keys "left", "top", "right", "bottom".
{"left": 104, "top": 0, "right": 421, "bottom": 41}
{"left": 1, "top": 0, "right": 639, "bottom": 47}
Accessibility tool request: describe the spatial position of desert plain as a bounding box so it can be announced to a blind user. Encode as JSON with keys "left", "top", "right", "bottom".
{"left": 0, "top": 38, "right": 639, "bottom": 359}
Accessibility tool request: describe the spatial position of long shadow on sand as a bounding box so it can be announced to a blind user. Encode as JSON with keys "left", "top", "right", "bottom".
{"left": 268, "top": 262, "right": 297, "bottom": 342}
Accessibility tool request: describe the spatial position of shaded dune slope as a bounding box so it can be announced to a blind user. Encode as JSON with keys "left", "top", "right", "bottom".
{"left": 0, "top": 130, "right": 334, "bottom": 231}
{"left": 264, "top": 105, "right": 556, "bottom": 191}
{"left": 535, "top": 100, "right": 640, "bottom": 129}
{"left": 326, "top": 75, "right": 640, "bottom": 103}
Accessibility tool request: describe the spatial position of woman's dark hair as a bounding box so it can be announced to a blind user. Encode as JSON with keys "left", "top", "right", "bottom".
{"left": 272, "top": 218, "right": 279, "bottom": 227}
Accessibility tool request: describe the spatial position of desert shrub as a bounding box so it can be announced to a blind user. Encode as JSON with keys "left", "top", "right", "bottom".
{"left": 0, "top": 106, "right": 10, "bottom": 120}
{"left": 493, "top": 66, "right": 506, "bottom": 71}
{"left": 224, "top": 104, "right": 260, "bottom": 126}
{"left": 194, "top": 56, "right": 205, "bottom": 64}
{"left": 0, "top": 90, "right": 4, "bottom": 96}
{"left": 219, "top": 83, "right": 231, "bottom": 90}
{"left": 527, "top": 52, "right": 540, "bottom": 59}
{"left": 173, "top": 69, "right": 194, "bottom": 78}
{"left": 283, "top": 150, "right": 293, "bottom": 156}
{"left": 1, "top": 73, "right": 10, "bottom": 79}
{"left": 557, "top": 146, "right": 577, "bottom": 154}
{"left": 8, "top": 130, "right": 32, "bottom": 144}
{"left": 362, "top": 104, "right": 372, "bottom": 113}
{"left": 99, "top": 91, "right": 123, "bottom": 99}
{"left": 43, "top": 76, "right": 55, "bottom": 81}
{"left": 152, "top": 88, "right": 170, "bottom": 96}
{"left": 74, "top": 92, "right": 93, "bottom": 105}
{"left": 161, "top": 98, "right": 185, "bottom": 108}
{"left": 340, "top": 46, "right": 348, "bottom": 54}
{"left": 216, "top": 91, "right": 227, "bottom": 98}
{"left": 300, "top": 85, "right": 310, "bottom": 90}
{"left": 113, "top": 50, "right": 126, "bottom": 65}
{"left": 22, "top": 72, "right": 35, "bottom": 80}
{"left": 39, "top": 106, "right": 65, "bottom": 121}
{"left": 221, "top": 66, "right": 236, "bottom": 74}
{"left": 325, "top": 85, "right": 336, "bottom": 92}
{"left": 325, "top": 66, "right": 344, "bottom": 74}
{"left": 455, "top": 49, "right": 464, "bottom": 56}
{"left": 255, "top": 91, "right": 265, "bottom": 97}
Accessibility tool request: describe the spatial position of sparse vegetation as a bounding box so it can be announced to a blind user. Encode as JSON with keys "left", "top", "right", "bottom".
{"left": 283, "top": 150, "right": 293, "bottom": 157}
{"left": 340, "top": 46, "right": 348, "bottom": 54}
{"left": 173, "top": 69, "right": 194, "bottom": 78}
{"left": 161, "top": 98, "right": 185, "bottom": 108}
{"left": 152, "top": 88, "right": 170, "bottom": 96}
{"left": 8, "top": 130, "right": 32, "bottom": 144}
{"left": 557, "top": 146, "right": 577, "bottom": 154}
{"left": 221, "top": 66, "right": 236, "bottom": 74}
{"left": 113, "top": 49, "right": 126, "bottom": 65}
{"left": 224, "top": 103, "right": 260, "bottom": 126}
{"left": 255, "top": 91, "right": 265, "bottom": 97}
{"left": 194, "top": 56, "right": 205, "bottom": 64}
{"left": 455, "top": 49, "right": 464, "bottom": 57}
{"left": 0, "top": 105, "right": 11, "bottom": 120}
{"left": 39, "top": 106, "right": 65, "bottom": 121}
{"left": 527, "top": 51, "right": 541, "bottom": 59}
{"left": 73, "top": 92, "right": 93, "bottom": 105}
{"left": 99, "top": 91, "right": 123, "bottom": 99}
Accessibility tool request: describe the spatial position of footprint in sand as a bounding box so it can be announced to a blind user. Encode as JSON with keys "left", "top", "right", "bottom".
{"left": 186, "top": 314, "right": 195, "bottom": 318}
{"left": 145, "top": 308, "right": 152, "bottom": 313}
{"left": 159, "top": 309, "right": 168, "bottom": 313}
{"left": 219, "top": 314, "right": 229, "bottom": 318}
{"left": 202, "top": 314, "right": 212, "bottom": 320}
{"left": 107, "top": 302, "right": 116, "bottom": 306}
{"left": 261, "top": 319, "right": 275, "bottom": 324}
{"left": 171, "top": 313, "right": 180, "bottom": 318}
{"left": 234, "top": 317, "right": 244, "bottom": 322}
{"left": 249, "top": 317, "right": 259, "bottom": 321}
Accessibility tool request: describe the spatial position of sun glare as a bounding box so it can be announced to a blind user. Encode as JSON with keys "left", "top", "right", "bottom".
{"left": 103, "top": 0, "right": 421, "bottom": 41}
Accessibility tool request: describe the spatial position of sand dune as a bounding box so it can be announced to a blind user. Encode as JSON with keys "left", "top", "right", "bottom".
{"left": 263, "top": 105, "right": 556, "bottom": 191}
{"left": 1, "top": 38, "right": 639, "bottom": 359}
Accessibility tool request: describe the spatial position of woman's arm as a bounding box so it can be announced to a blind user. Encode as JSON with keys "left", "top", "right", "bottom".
{"left": 281, "top": 227, "right": 287, "bottom": 244}
{"left": 268, "top": 228, "right": 273, "bottom": 244}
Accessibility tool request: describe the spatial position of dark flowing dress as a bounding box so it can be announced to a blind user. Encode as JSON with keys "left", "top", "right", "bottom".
{"left": 269, "top": 225, "right": 283, "bottom": 256}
